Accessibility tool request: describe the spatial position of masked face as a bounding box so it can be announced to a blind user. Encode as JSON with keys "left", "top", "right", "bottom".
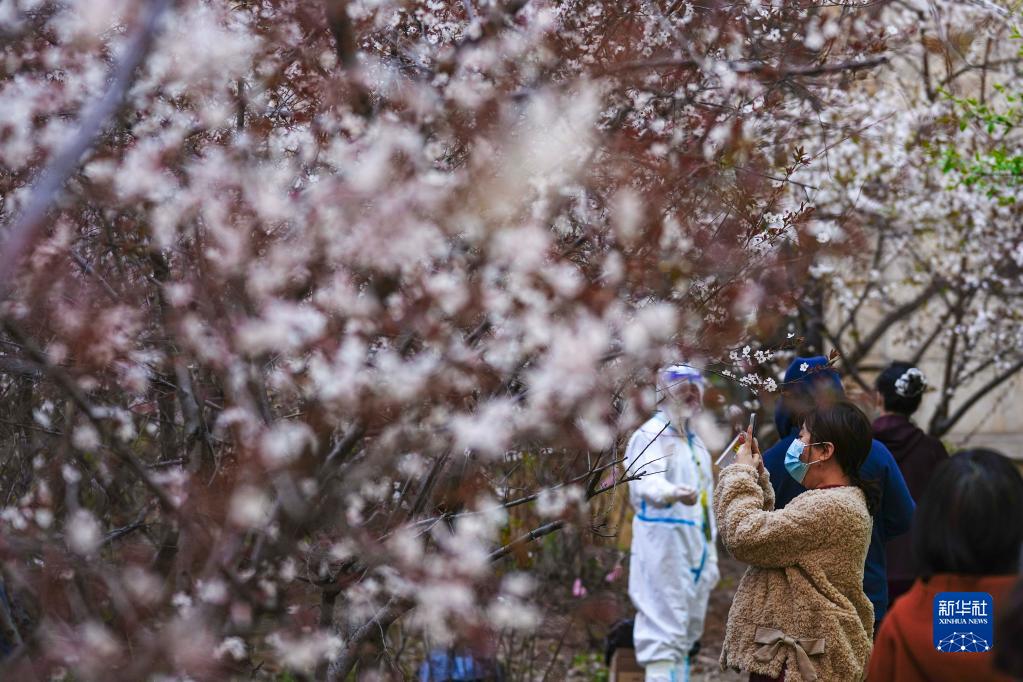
{"left": 662, "top": 379, "right": 702, "bottom": 424}
{"left": 784, "top": 425, "right": 831, "bottom": 484}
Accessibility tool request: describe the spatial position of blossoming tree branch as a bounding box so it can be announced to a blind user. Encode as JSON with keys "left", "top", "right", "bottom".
{"left": 0, "top": 0, "right": 897, "bottom": 678}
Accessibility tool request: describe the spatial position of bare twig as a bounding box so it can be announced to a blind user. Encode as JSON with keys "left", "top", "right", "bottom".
{"left": 70, "top": 251, "right": 119, "bottom": 302}
{"left": 608, "top": 56, "right": 888, "bottom": 78}
{"left": 487, "top": 520, "right": 565, "bottom": 563}
{"left": 932, "top": 358, "right": 1023, "bottom": 438}
{"left": 844, "top": 278, "right": 945, "bottom": 368}
{"left": 539, "top": 624, "right": 569, "bottom": 682}
{"left": 325, "top": 597, "right": 413, "bottom": 682}
{"left": 102, "top": 508, "right": 150, "bottom": 546}
{"left": 324, "top": 421, "right": 365, "bottom": 468}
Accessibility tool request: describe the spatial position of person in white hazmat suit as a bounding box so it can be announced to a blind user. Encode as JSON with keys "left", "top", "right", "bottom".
{"left": 625, "top": 365, "right": 719, "bottom": 682}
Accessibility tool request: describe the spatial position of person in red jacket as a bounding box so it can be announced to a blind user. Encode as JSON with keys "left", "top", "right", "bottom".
{"left": 872, "top": 362, "right": 948, "bottom": 607}
{"left": 868, "top": 449, "right": 1023, "bottom": 682}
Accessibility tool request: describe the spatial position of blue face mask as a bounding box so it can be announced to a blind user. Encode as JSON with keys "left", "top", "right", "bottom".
{"left": 784, "top": 438, "right": 825, "bottom": 484}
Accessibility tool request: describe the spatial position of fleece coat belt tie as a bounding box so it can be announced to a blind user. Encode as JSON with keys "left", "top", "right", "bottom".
{"left": 752, "top": 626, "right": 826, "bottom": 681}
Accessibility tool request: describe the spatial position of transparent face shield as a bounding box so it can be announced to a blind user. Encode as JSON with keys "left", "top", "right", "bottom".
{"left": 658, "top": 368, "right": 704, "bottom": 412}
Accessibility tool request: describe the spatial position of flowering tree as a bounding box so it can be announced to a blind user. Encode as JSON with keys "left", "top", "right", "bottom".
{"left": 792, "top": 1, "right": 1023, "bottom": 439}
{"left": 0, "top": 0, "right": 888, "bottom": 678}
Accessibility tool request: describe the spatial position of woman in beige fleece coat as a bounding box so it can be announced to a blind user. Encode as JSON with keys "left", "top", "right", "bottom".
{"left": 715, "top": 400, "right": 876, "bottom": 682}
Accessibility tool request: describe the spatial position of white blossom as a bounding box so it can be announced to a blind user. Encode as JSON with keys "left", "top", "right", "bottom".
{"left": 266, "top": 631, "right": 342, "bottom": 672}
{"left": 259, "top": 421, "right": 316, "bottom": 467}
{"left": 229, "top": 486, "right": 272, "bottom": 529}
{"left": 66, "top": 509, "right": 101, "bottom": 556}
{"left": 71, "top": 423, "right": 100, "bottom": 451}
{"left": 214, "top": 636, "right": 247, "bottom": 661}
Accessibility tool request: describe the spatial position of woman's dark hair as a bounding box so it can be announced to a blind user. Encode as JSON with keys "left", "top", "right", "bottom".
{"left": 804, "top": 399, "right": 880, "bottom": 515}
{"left": 875, "top": 361, "right": 926, "bottom": 416}
{"left": 912, "top": 448, "right": 1023, "bottom": 579}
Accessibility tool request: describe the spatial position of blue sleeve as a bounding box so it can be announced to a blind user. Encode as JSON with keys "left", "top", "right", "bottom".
{"left": 762, "top": 439, "right": 787, "bottom": 499}
{"left": 873, "top": 441, "right": 914, "bottom": 539}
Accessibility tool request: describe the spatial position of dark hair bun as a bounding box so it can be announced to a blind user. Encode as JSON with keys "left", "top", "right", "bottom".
{"left": 876, "top": 361, "right": 927, "bottom": 416}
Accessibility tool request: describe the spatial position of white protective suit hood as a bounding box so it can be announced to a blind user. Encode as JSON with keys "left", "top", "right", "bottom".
{"left": 657, "top": 364, "right": 705, "bottom": 430}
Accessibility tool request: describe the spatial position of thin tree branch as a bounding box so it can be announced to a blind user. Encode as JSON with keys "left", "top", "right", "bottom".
{"left": 932, "top": 358, "right": 1023, "bottom": 438}
{"left": 70, "top": 251, "right": 119, "bottom": 302}
{"left": 608, "top": 56, "right": 888, "bottom": 78}
{"left": 487, "top": 520, "right": 566, "bottom": 563}
{"left": 837, "top": 229, "right": 887, "bottom": 339}
{"left": 407, "top": 450, "right": 451, "bottom": 520}
{"left": 324, "top": 421, "right": 365, "bottom": 468}
{"left": 955, "top": 0, "right": 1011, "bottom": 19}
{"left": 102, "top": 508, "right": 150, "bottom": 546}
{"left": 0, "top": 357, "right": 40, "bottom": 377}
{"left": 909, "top": 308, "right": 953, "bottom": 367}
{"left": 405, "top": 455, "right": 631, "bottom": 531}
{"left": 929, "top": 285, "right": 976, "bottom": 435}
{"left": 920, "top": 27, "right": 935, "bottom": 102}
{"left": 325, "top": 597, "right": 413, "bottom": 682}
{"left": 845, "top": 278, "right": 944, "bottom": 368}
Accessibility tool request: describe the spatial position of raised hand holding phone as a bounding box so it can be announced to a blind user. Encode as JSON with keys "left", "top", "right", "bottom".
{"left": 734, "top": 423, "right": 761, "bottom": 470}
{"left": 716, "top": 413, "right": 758, "bottom": 468}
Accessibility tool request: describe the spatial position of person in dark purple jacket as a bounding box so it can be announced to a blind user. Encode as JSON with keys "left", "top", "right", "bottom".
{"left": 873, "top": 361, "right": 948, "bottom": 608}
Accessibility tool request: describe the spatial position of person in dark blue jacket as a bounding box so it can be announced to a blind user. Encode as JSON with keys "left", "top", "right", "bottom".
{"left": 761, "top": 356, "right": 915, "bottom": 630}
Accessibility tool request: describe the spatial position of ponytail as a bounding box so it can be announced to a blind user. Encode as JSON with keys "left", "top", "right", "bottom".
{"left": 850, "top": 472, "right": 880, "bottom": 516}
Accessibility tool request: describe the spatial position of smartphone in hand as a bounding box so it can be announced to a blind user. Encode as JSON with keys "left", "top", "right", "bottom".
{"left": 715, "top": 413, "right": 756, "bottom": 467}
